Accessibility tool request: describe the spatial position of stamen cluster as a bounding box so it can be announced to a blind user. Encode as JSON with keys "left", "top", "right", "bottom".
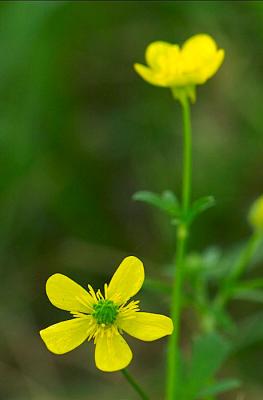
{"left": 92, "top": 299, "right": 119, "bottom": 325}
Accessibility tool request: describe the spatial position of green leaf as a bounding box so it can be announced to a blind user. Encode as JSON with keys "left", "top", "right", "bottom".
{"left": 184, "top": 245, "right": 240, "bottom": 283}
{"left": 185, "top": 247, "right": 222, "bottom": 279}
{"left": 187, "top": 196, "right": 216, "bottom": 223}
{"left": 231, "top": 288, "right": 263, "bottom": 303}
{"left": 237, "top": 278, "right": 263, "bottom": 289}
{"left": 133, "top": 190, "right": 181, "bottom": 217}
{"left": 197, "top": 378, "right": 241, "bottom": 398}
{"left": 231, "top": 311, "right": 263, "bottom": 352}
{"left": 180, "top": 333, "right": 230, "bottom": 400}
{"left": 210, "top": 306, "right": 236, "bottom": 333}
{"left": 223, "top": 278, "right": 263, "bottom": 305}
{"left": 190, "top": 332, "right": 230, "bottom": 378}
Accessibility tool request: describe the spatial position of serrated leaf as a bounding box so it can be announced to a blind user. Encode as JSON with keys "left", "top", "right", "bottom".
{"left": 187, "top": 196, "right": 216, "bottom": 223}
{"left": 197, "top": 378, "right": 241, "bottom": 398}
{"left": 133, "top": 190, "right": 181, "bottom": 217}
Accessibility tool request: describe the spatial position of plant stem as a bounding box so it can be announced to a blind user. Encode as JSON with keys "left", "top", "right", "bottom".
{"left": 215, "top": 231, "right": 262, "bottom": 308}
{"left": 166, "top": 95, "right": 192, "bottom": 400}
{"left": 121, "top": 369, "right": 150, "bottom": 400}
{"left": 228, "top": 231, "right": 261, "bottom": 281}
{"left": 181, "top": 96, "right": 192, "bottom": 214}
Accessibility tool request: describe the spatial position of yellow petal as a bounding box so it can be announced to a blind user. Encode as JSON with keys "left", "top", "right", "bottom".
{"left": 198, "top": 49, "right": 224, "bottom": 82}
{"left": 135, "top": 41, "right": 180, "bottom": 87}
{"left": 181, "top": 34, "right": 224, "bottom": 83}
{"left": 145, "top": 41, "right": 179, "bottom": 70}
{"left": 95, "top": 330, "right": 132, "bottom": 372}
{"left": 118, "top": 312, "right": 173, "bottom": 341}
{"left": 182, "top": 34, "right": 217, "bottom": 58}
{"left": 107, "top": 256, "right": 144, "bottom": 305}
{"left": 134, "top": 63, "right": 168, "bottom": 87}
{"left": 46, "top": 273, "right": 94, "bottom": 313}
{"left": 40, "top": 317, "right": 92, "bottom": 354}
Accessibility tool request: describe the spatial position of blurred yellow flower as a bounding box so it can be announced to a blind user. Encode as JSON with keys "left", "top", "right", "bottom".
{"left": 134, "top": 34, "right": 224, "bottom": 101}
{"left": 40, "top": 256, "right": 173, "bottom": 372}
{"left": 248, "top": 195, "right": 263, "bottom": 232}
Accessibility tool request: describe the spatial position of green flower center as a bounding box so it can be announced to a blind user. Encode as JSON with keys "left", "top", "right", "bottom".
{"left": 92, "top": 299, "right": 119, "bottom": 325}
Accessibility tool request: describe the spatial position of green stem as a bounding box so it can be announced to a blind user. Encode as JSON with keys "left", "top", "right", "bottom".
{"left": 121, "top": 369, "right": 150, "bottom": 400}
{"left": 166, "top": 95, "right": 192, "bottom": 400}
{"left": 181, "top": 96, "right": 192, "bottom": 213}
{"left": 229, "top": 231, "right": 261, "bottom": 281}
{"left": 216, "top": 231, "right": 262, "bottom": 307}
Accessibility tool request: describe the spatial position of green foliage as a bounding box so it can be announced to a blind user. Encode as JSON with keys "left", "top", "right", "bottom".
{"left": 231, "top": 287, "right": 263, "bottom": 303}
{"left": 231, "top": 311, "right": 263, "bottom": 351}
{"left": 177, "top": 333, "right": 235, "bottom": 400}
{"left": 133, "top": 191, "right": 215, "bottom": 226}
{"left": 197, "top": 379, "right": 241, "bottom": 398}
{"left": 133, "top": 190, "right": 181, "bottom": 219}
{"left": 186, "top": 196, "right": 216, "bottom": 224}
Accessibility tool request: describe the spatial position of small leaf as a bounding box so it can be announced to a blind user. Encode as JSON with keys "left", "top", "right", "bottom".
{"left": 181, "top": 333, "right": 230, "bottom": 400}
{"left": 188, "top": 195, "right": 216, "bottom": 223}
{"left": 161, "top": 190, "right": 180, "bottom": 214}
{"left": 197, "top": 378, "right": 241, "bottom": 398}
{"left": 231, "top": 311, "right": 263, "bottom": 351}
{"left": 231, "top": 288, "right": 263, "bottom": 303}
{"left": 235, "top": 278, "right": 263, "bottom": 289}
{"left": 184, "top": 247, "right": 223, "bottom": 282}
{"left": 133, "top": 190, "right": 181, "bottom": 217}
{"left": 162, "top": 190, "right": 178, "bottom": 203}
{"left": 211, "top": 306, "right": 236, "bottom": 333}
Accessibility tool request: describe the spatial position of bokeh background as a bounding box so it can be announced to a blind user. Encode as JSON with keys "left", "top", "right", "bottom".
{"left": 0, "top": 1, "right": 262, "bottom": 399}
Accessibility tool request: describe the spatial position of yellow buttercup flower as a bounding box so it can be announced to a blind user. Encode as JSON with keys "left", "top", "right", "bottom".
{"left": 134, "top": 34, "right": 224, "bottom": 102}
{"left": 248, "top": 195, "right": 263, "bottom": 233}
{"left": 40, "top": 256, "right": 173, "bottom": 372}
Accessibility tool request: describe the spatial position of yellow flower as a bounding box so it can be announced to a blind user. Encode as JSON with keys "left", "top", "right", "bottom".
{"left": 134, "top": 34, "right": 224, "bottom": 101}
{"left": 40, "top": 256, "right": 173, "bottom": 372}
{"left": 248, "top": 195, "right": 263, "bottom": 233}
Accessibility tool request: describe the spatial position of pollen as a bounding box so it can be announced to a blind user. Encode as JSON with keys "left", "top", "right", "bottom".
{"left": 92, "top": 299, "right": 119, "bottom": 325}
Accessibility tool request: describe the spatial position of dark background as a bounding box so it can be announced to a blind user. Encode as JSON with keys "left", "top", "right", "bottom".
{"left": 0, "top": 1, "right": 262, "bottom": 399}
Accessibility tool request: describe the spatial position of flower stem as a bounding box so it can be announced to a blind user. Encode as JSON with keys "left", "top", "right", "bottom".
{"left": 121, "top": 369, "right": 150, "bottom": 400}
{"left": 166, "top": 95, "right": 192, "bottom": 400}
{"left": 181, "top": 96, "right": 192, "bottom": 214}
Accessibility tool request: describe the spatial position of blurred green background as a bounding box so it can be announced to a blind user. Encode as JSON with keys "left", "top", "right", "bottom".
{"left": 0, "top": 1, "right": 262, "bottom": 399}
